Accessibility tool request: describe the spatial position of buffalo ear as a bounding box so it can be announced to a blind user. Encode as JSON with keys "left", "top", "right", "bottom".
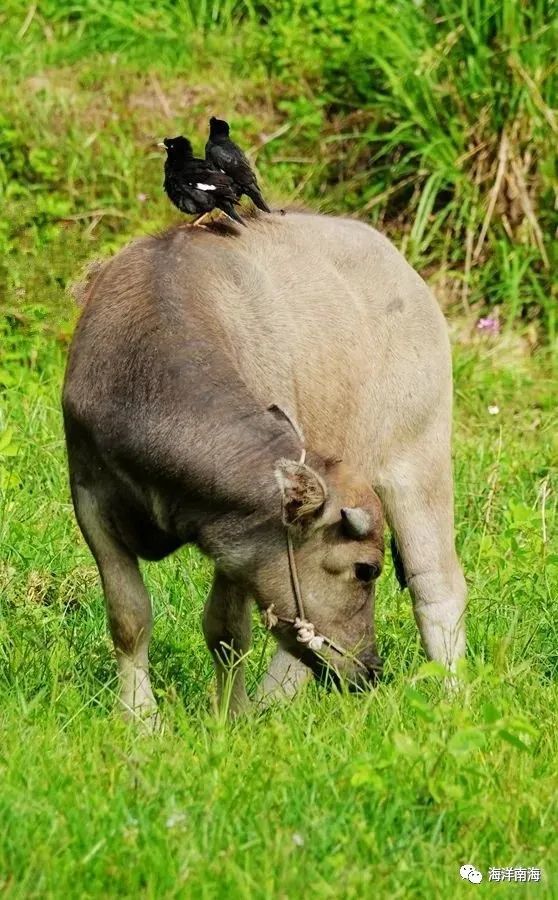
{"left": 274, "top": 459, "right": 328, "bottom": 526}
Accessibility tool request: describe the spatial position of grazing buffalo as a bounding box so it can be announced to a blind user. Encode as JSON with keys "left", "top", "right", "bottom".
{"left": 62, "top": 212, "right": 466, "bottom": 724}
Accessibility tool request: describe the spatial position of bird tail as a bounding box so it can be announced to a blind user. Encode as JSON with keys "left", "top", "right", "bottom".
{"left": 246, "top": 187, "right": 271, "bottom": 213}
{"left": 221, "top": 202, "right": 246, "bottom": 226}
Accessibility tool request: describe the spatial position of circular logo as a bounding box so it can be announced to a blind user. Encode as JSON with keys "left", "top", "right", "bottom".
{"left": 460, "top": 865, "right": 483, "bottom": 884}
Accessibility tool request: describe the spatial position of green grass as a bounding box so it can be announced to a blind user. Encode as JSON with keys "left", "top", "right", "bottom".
{"left": 1, "top": 1, "right": 558, "bottom": 896}
{"left": 1, "top": 325, "right": 557, "bottom": 897}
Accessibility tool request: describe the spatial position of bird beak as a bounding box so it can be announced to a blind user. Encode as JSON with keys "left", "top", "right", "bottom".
{"left": 157, "top": 141, "right": 166, "bottom": 149}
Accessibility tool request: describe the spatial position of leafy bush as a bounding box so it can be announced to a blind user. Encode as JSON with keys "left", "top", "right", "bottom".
{"left": 246, "top": 0, "right": 557, "bottom": 333}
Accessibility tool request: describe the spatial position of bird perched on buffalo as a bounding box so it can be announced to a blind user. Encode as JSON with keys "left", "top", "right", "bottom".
{"left": 205, "top": 117, "right": 271, "bottom": 213}
{"left": 160, "top": 135, "right": 244, "bottom": 225}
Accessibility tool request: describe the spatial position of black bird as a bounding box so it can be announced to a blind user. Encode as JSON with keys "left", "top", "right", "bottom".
{"left": 205, "top": 117, "right": 271, "bottom": 213}
{"left": 160, "top": 135, "right": 244, "bottom": 225}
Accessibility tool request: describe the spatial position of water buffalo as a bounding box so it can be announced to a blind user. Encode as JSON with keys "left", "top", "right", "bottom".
{"left": 62, "top": 212, "right": 466, "bottom": 724}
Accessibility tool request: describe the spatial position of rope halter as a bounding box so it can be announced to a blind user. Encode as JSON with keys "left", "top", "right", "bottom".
{"left": 262, "top": 404, "right": 368, "bottom": 671}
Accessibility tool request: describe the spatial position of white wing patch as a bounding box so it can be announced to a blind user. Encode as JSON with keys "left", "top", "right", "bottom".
{"left": 196, "top": 183, "right": 217, "bottom": 191}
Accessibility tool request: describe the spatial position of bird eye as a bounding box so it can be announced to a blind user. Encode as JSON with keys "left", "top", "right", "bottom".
{"left": 354, "top": 563, "right": 380, "bottom": 584}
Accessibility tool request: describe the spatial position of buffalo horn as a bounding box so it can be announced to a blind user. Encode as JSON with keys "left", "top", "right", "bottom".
{"left": 341, "top": 507, "right": 372, "bottom": 538}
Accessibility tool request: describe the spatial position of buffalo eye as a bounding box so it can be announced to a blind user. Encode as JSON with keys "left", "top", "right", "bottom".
{"left": 354, "top": 563, "right": 380, "bottom": 584}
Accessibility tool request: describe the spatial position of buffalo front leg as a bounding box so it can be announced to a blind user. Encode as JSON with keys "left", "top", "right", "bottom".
{"left": 379, "top": 434, "right": 467, "bottom": 670}
{"left": 203, "top": 573, "right": 251, "bottom": 718}
{"left": 254, "top": 646, "right": 311, "bottom": 709}
{"left": 72, "top": 485, "right": 157, "bottom": 727}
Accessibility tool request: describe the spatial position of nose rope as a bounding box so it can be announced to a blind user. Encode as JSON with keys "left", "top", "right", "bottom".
{"left": 262, "top": 404, "right": 368, "bottom": 671}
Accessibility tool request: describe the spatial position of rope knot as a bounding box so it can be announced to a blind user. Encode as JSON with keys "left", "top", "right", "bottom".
{"left": 293, "top": 618, "right": 324, "bottom": 651}
{"left": 261, "top": 604, "right": 279, "bottom": 630}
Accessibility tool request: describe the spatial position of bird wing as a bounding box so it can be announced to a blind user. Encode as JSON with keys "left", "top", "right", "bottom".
{"left": 187, "top": 159, "right": 227, "bottom": 184}
{"left": 189, "top": 159, "right": 239, "bottom": 201}
{"left": 207, "top": 141, "right": 259, "bottom": 190}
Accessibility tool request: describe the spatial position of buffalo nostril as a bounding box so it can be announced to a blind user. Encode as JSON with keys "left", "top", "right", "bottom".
{"left": 358, "top": 649, "right": 384, "bottom": 683}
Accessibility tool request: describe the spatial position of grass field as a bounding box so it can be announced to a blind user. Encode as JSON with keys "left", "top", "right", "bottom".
{"left": 1, "top": 2, "right": 557, "bottom": 897}
{"left": 1, "top": 331, "right": 557, "bottom": 897}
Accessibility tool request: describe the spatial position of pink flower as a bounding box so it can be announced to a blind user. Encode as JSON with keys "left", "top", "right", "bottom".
{"left": 137, "top": 193, "right": 148, "bottom": 203}
{"left": 477, "top": 315, "right": 500, "bottom": 335}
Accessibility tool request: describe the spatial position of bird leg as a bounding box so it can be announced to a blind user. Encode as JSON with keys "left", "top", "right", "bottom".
{"left": 193, "top": 212, "right": 212, "bottom": 227}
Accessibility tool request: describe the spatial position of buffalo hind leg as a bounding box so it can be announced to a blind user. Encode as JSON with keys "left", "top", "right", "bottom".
{"left": 203, "top": 572, "right": 251, "bottom": 718}
{"left": 72, "top": 485, "right": 158, "bottom": 727}
{"left": 380, "top": 439, "right": 466, "bottom": 670}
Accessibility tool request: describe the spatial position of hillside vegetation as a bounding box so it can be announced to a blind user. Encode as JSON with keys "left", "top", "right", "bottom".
{"left": 0, "top": 2, "right": 557, "bottom": 897}
{"left": 1, "top": 0, "right": 556, "bottom": 334}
